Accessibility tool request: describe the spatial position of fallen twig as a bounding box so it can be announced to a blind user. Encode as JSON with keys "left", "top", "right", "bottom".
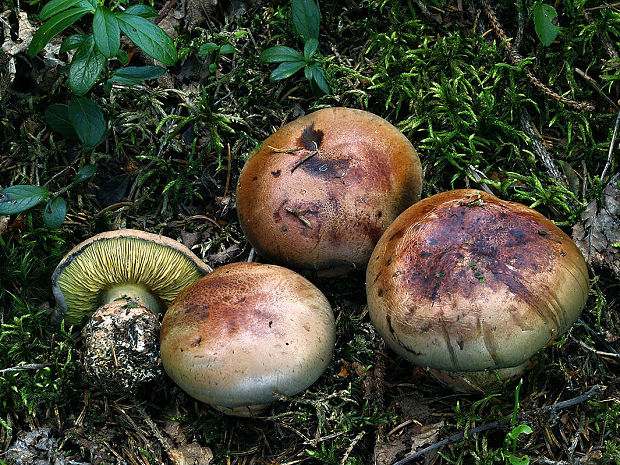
{"left": 0, "top": 363, "right": 48, "bottom": 374}
{"left": 391, "top": 385, "right": 602, "bottom": 465}
{"left": 601, "top": 110, "right": 620, "bottom": 182}
{"left": 480, "top": 0, "right": 595, "bottom": 112}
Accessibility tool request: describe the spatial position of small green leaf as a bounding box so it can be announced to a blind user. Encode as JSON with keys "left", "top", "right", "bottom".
{"left": 123, "top": 4, "right": 158, "bottom": 18}
{"left": 508, "top": 455, "right": 530, "bottom": 465}
{"left": 40, "top": 0, "right": 83, "bottom": 20}
{"left": 533, "top": 2, "right": 559, "bottom": 46}
{"left": 74, "top": 164, "right": 98, "bottom": 183}
{"left": 93, "top": 5, "right": 120, "bottom": 58}
{"left": 28, "top": 7, "right": 91, "bottom": 57}
{"left": 116, "top": 48, "right": 129, "bottom": 65}
{"left": 68, "top": 96, "right": 106, "bottom": 147}
{"left": 45, "top": 104, "right": 78, "bottom": 139}
{"left": 304, "top": 64, "right": 313, "bottom": 81}
{"left": 60, "top": 33, "right": 89, "bottom": 53}
{"left": 303, "top": 38, "right": 318, "bottom": 61}
{"left": 219, "top": 43, "right": 235, "bottom": 54}
{"left": 43, "top": 197, "right": 67, "bottom": 229}
{"left": 310, "top": 62, "right": 330, "bottom": 94}
{"left": 198, "top": 42, "right": 219, "bottom": 56}
{"left": 68, "top": 34, "right": 106, "bottom": 95}
{"left": 269, "top": 60, "right": 305, "bottom": 81}
{"left": 292, "top": 0, "right": 320, "bottom": 41}
{"left": 0, "top": 185, "right": 50, "bottom": 215}
{"left": 260, "top": 46, "right": 304, "bottom": 63}
{"left": 116, "top": 13, "right": 177, "bottom": 65}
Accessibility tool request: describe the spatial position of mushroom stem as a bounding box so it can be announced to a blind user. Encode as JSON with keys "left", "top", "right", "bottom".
{"left": 102, "top": 284, "right": 164, "bottom": 315}
{"left": 427, "top": 360, "right": 533, "bottom": 393}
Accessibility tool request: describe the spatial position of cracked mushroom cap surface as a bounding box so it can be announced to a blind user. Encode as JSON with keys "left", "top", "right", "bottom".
{"left": 52, "top": 229, "right": 212, "bottom": 326}
{"left": 236, "top": 107, "right": 423, "bottom": 275}
{"left": 160, "top": 262, "right": 336, "bottom": 416}
{"left": 366, "top": 189, "right": 589, "bottom": 372}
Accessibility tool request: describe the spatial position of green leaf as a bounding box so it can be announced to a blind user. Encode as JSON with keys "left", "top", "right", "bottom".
{"left": 304, "top": 63, "right": 313, "bottom": 81}
{"left": 45, "top": 104, "right": 78, "bottom": 139}
{"left": 60, "top": 33, "right": 89, "bottom": 53}
{"left": 111, "top": 65, "right": 166, "bottom": 82}
{"left": 0, "top": 185, "right": 50, "bottom": 215}
{"left": 219, "top": 43, "right": 235, "bottom": 54}
{"left": 310, "top": 62, "right": 330, "bottom": 94}
{"left": 93, "top": 5, "right": 120, "bottom": 58}
{"left": 68, "top": 96, "right": 106, "bottom": 147}
{"left": 43, "top": 197, "right": 67, "bottom": 229}
{"left": 68, "top": 34, "right": 106, "bottom": 95}
{"left": 74, "top": 164, "right": 98, "bottom": 184}
{"left": 303, "top": 38, "right": 318, "bottom": 61}
{"left": 292, "top": 0, "right": 320, "bottom": 41}
{"left": 508, "top": 455, "right": 530, "bottom": 465}
{"left": 123, "top": 4, "right": 158, "bottom": 18}
{"left": 116, "top": 48, "right": 129, "bottom": 65}
{"left": 198, "top": 42, "right": 219, "bottom": 56}
{"left": 116, "top": 13, "right": 177, "bottom": 65}
{"left": 533, "top": 2, "right": 559, "bottom": 46}
{"left": 40, "top": 0, "right": 83, "bottom": 20}
{"left": 28, "top": 7, "right": 91, "bottom": 57}
{"left": 269, "top": 61, "right": 305, "bottom": 81}
{"left": 260, "top": 46, "right": 304, "bottom": 63}
{"left": 507, "top": 424, "right": 533, "bottom": 440}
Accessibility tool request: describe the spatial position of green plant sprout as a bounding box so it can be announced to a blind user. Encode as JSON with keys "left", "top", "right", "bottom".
{"left": 28, "top": 0, "right": 176, "bottom": 146}
{"left": 0, "top": 165, "right": 97, "bottom": 228}
{"left": 259, "top": 0, "right": 330, "bottom": 94}
{"left": 503, "top": 379, "right": 533, "bottom": 465}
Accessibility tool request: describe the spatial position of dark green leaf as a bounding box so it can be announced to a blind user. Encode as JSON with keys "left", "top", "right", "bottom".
{"left": 269, "top": 61, "right": 305, "bottom": 81}
{"left": 68, "top": 96, "right": 106, "bottom": 147}
{"left": 116, "top": 13, "right": 177, "bottom": 65}
{"left": 219, "top": 43, "right": 235, "bottom": 54}
{"left": 45, "top": 104, "right": 78, "bottom": 139}
{"left": 28, "top": 7, "right": 91, "bottom": 57}
{"left": 116, "top": 48, "right": 129, "bottom": 65}
{"left": 111, "top": 65, "right": 166, "bottom": 81}
{"left": 198, "top": 42, "right": 219, "bottom": 57}
{"left": 304, "top": 64, "right": 313, "bottom": 81}
{"left": 533, "top": 2, "right": 559, "bottom": 46}
{"left": 260, "top": 46, "right": 304, "bottom": 63}
{"left": 0, "top": 185, "right": 50, "bottom": 215}
{"left": 74, "top": 164, "right": 98, "bottom": 184}
{"left": 303, "top": 38, "right": 318, "bottom": 61}
{"left": 93, "top": 6, "right": 120, "bottom": 58}
{"left": 292, "top": 0, "right": 320, "bottom": 41}
{"left": 43, "top": 197, "right": 67, "bottom": 228}
{"left": 40, "top": 0, "right": 84, "bottom": 20}
{"left": 68, "top": 34, "right": 106, "bottom": 95}
{"left": 123, "top": 4, "right": 158, "bottom": 18}
{"left": 60, "top": 33, "right": 89, "bottom": 53}
{"left": 311, "top": 62, "right": 330, "bottom": 94}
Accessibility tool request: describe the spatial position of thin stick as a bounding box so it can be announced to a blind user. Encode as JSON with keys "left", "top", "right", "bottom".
{"left": 0, "top": 363, "right": 48, "bottom": 374}
{"left": 601, "top": 110, "right": 620, "bottom": 182}
{"left": 391, "top": 385, "right": 602, "bottom": 465}
{"left": 520, "top": 109, "right": 565, "bottom": 186}
{"left": 223, "top": 143, "right": 232, "bottom": 198}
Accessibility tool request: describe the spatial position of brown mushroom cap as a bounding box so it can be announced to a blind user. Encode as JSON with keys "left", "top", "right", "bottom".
{"left": 366, "top": 189, "right": 589, "bottom": 373}
{"left": 236, "top": 107, "right": 423, "bottom": 275}
{"left": 52, "top": 229, "right": 211, "bottom": 326}
{"left": 160, "top": 262, "right": 336, "bottom": 416}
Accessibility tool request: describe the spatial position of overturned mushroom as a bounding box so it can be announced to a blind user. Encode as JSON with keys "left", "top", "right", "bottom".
{"left": 366, "top": 189, "right": 589, "bottom": 391}
{"left": 52, "top": 229, "right": 211, "bottom": 326}
{"left": 236, "top": 107, "right": 423, "bottom": 276}
{"left": 160, "top": 262, "right": 336, "bottom": 416}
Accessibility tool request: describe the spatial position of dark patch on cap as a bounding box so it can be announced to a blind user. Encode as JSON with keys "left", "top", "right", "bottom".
{"left": 299, "top": 123, "right": 324, "bottom": 150}
{"left": 271, "top": 170, "right": 281, "bottom": 177}
{"left": 299, "top": 155, "right": 350, "bottom": 181}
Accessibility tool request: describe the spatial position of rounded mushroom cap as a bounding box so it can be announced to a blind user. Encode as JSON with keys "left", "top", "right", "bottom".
{"left": 82, "top": 299, "right": 162, "bottom": 395}
{"left": 366, "top": 189, "right": 589, "bottom": 372}
{"left": 52, "top": 229, "right": 212, "bottom": 326}
{"left": 160, "top": 262, "right": 336, "bottom": 415}
{"left": 236, "top": 107, "right": 423, "bottom": 275}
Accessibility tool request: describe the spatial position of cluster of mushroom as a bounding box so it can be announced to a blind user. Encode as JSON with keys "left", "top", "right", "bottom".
{"left": 53, "top": 106, "right": 590, "bottom": 415}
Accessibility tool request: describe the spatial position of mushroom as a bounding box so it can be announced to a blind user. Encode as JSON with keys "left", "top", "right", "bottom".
{"left": 366, "top": 189, "right": 589, "bottom": 391}
{"left": 236, "top": 107, "right": 423, "bottom": 276}
{"left": 52, "top": 229, "right": 211, "bottom": 326}
{"left": 160, "top": 262, "right": 336, "bottom": 416}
